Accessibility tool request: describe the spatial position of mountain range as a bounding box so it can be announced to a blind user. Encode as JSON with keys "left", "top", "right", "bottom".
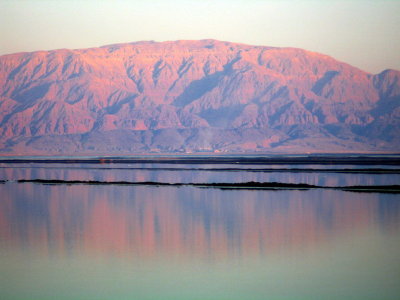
{"left": 0, "top": 39, "right": 399, "bottom": 155}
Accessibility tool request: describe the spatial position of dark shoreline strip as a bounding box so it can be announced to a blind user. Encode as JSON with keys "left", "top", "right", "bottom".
{"left": 2, "top": 166, "right": 400, "bottom": 174}
{"left": 16, "top": 179, "right": 316, "bottom": 189}
{"left": 1, "top": 156, "right": 400, "bottom": 165}
{"left": 12, "top": 179, "right": 400, "bottom": 193}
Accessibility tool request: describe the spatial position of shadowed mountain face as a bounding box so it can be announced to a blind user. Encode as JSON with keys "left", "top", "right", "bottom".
{"left": 0, "top": 40, "right": 399, "bottom": 154}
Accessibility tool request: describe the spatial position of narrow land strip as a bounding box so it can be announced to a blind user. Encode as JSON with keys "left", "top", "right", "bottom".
{"left": 10, "top": 179, "right": 400, "bottom": 193}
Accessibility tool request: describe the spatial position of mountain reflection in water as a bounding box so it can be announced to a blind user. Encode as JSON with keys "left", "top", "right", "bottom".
{"left": 1, "top": 183, "right": 399, "bottom": 260}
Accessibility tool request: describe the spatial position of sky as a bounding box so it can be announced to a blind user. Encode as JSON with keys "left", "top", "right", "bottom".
{"left": 0, "top": 0, "right": 399, "bottom": 74}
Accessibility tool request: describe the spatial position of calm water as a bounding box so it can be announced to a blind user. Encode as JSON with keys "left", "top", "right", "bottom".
{"left": 1, "top": 162, "right": 400, "bottom": 186}
{"left": 1, "top": 162, "right": 400, "bottom": 299}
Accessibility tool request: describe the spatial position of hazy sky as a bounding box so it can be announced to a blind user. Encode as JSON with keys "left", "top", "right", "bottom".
{"left": 1, "top": 0, "right": 399, "bottom": 73}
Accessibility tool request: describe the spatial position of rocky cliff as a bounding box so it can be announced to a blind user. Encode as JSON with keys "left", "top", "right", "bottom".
{"left": 0, "top": 40, "right": 399, "bottom": 154}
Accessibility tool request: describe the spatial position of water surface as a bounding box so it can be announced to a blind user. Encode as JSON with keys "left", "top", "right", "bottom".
{"left": 1, "top": 159, "right": 400, "bottom": 299}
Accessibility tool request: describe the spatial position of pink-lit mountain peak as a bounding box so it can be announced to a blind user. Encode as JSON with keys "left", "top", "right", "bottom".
{"left": 0, "top": 40, "right": 399, "bottom": 154}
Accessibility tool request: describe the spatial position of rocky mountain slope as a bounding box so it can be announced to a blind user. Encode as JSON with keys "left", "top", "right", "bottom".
{"left": 0, "top": 40, "right": 399, "bottom": 154}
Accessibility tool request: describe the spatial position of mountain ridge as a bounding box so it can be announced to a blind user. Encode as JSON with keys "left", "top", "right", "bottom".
{"left": 0, "top": 40, "right": 399, "bottom": 155}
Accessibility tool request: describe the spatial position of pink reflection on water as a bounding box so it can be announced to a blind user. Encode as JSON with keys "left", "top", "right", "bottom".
{"left": 0, "top": 183, "right": 399, "bottom": 260}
